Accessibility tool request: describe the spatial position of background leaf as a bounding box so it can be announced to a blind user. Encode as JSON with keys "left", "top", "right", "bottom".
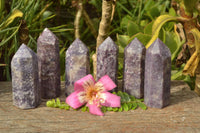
{"left": 117, "top": 34, "right": 130, "bottom": 48}
{"left": 137, "top": 102, "right": 147, "bottom": 110}
{"left": 127, "top": 21, "right": 141, "bottom": 37}
{"left": 0, "top": 9, "right": 23, "bottom": 30}
{"left": 132, "top": 102, "right": 138, "bottom": 110}
{"left": 129, "top": 33, "right": 151, "bottom": 46}
{"left": 146, "top": 15, "right": 180, "bottom": 48}
{"left": 123, "top": 103, "right": 129, "bottom": 111}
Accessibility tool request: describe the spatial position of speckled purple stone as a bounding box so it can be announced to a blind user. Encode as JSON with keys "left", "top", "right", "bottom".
{"left": 144, "top": 38, "right": 171, "bottom": 108}
{"left": 123, "top": 38, "right": 146, "bottom": 98}
{"left": 97, "top": 37, "right": 118, "bottom": 92}
{"left": 65, "top": 38, "right": 90, "bottom": 96}
{"left": 11, "top": 44, "right": 40, "bottom": 109}
{"left": 37, "top": 28, "right": 61, "bottom": 99}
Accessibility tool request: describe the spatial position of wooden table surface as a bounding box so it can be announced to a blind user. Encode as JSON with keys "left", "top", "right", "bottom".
{"left": 0, "top": 81, "right": 200, "bottom": 133}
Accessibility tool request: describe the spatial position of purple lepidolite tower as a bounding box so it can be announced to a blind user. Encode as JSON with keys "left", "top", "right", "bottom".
{"left": 37, "top": 28, "right": 61, "bottom": 99}
{"left": 123, "top": 38, "right": 146, "bottom": 98}
{"left": 97, "top": 37, "right": 118, "bottom": 92}
{"left": 65, "top": 39, "right": 90, "bottom": 96}
{"left": 11, "top": 44, "right": 40, "bottom": 109}
{"left": 144, "top": 38, "right": 171, "bottom": 108}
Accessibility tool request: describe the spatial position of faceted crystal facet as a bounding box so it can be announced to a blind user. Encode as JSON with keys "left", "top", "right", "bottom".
{"left": 37, "top": 28, "right": 61, "bottom": 99}
{"left": 123, "top": 38, "right": 146, "bottom": 98}
{"left": 97, "top": 37, "right": 118, "bottom": 92}
{"left": 65, "top": 38, "right": 90, "bottom": 96}
{"left": 144, "top": 38, "right": 171, "bottom": 108}
{"left": 11, "top": 44, "right": 40, "bottom": 109}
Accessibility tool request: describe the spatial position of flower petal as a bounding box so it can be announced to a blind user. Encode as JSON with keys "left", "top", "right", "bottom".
{"left": 98, "top": 75, "right": 116, "bottom": 91}
{"left": 74, "top": 74, "right": 96, "bottom": 91}
{"left": 66, "top": 90, "right": 86, "bottom": 109}
{"left": 101, "top": 92, "right": 121, "bottom": 107}
{"left": 87, "top": 104, "right": 104, "bottom": 116}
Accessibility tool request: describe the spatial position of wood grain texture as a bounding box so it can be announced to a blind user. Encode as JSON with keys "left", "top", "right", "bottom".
{"left": 0, "top": 81, "right": 200, "bottom": 133}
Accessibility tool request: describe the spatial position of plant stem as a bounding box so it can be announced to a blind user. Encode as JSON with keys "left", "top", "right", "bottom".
{"left": 93, "top": 0, "right": 113, "bottom": 79}
{"left": 96, "top": 0, "right": 113, "bottom": 49}
{"left": 74, "top": 0, "right": 83, "bottom": 39}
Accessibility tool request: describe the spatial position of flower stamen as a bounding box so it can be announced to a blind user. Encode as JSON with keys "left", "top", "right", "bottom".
{"left": 80, "top": 79, "right": 106, "bottom": 106}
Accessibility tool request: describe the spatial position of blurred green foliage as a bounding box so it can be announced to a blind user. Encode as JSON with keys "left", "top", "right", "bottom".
{"left": 0, "top": 0, "right": 75, "bottom": 81}
{"left": 1, "top": 0, "right": 198, "bottom": 88}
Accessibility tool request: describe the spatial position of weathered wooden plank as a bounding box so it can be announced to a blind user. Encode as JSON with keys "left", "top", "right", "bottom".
{"left": 0, "top": 81, "right": 200, "bottom": 132}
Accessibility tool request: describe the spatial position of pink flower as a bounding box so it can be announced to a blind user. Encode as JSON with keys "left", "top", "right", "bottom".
{"left": 66, "top": 74, "right": 121, "bottom": 116}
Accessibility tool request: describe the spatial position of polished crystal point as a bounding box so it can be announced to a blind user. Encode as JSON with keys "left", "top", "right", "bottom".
{"left": 11, "top": 44, "right": 40, "bottom": 109}
{"left": 144, "top": 38, "right": 171, "bottom": 108}
{"left": 97, "top": 36, "right": 118, "bottom": 92}
{"left": 37, "top": 28, "right": 61, "bottom": 99}
{"left": 65, "top": 38, "right": 90, "bottom": 96}
{"left": 123, "top": 38, "right": 146, "bottom": 98}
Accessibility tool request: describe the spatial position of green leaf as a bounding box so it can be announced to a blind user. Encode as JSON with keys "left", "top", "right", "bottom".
{"left": 171, "top": 31, "right": 185, "bottom": 62}
{"left": 56, "top": 98, "right": 61, "bottom": 106}
{"left": 117, "top": 2, "right": 133, "bottom": 18}
{"left": 171, "top": 69, "right": 186, "bottom": 80}
{"left": 127, "top": 103, "right": 132, "bottom": 110}
{"left": 140, "top": 20, "right": 149, "bottom": 27}
{"left": 118, "top": 45, "right": 124, "bottom": 56}
{"left": 144, "top": 21, "right": 153, "bottom": 35}
{"left": 112, "top": 92, "right": 117, "bottom": 95}
{"left": 123, "top": 103, "right": 129, "bottom": 111}
{"left": 129, "top": 32, "right": 152, "bottom": 46}
{"left": 86, "top": 107, "right": 89, "bottom": 112}
{"left": 164, "top": 31, "right": 178, "bottom": 54}
{"left": 0, "top": 26, "right": 18, "bottom": 34}
{"left": 112, "top": 108, "right": 119, "bottom": 112}
{"left": 64, "top": 106, "right": 70, "bottom": 110}
{"left": 169, "top": 8, "right": 177, "bottom": 16}
{"left": 32, "top": 2, "right": 53, "bottom": 23}
{"left": 0, "top": 23, "right": 21, "bottom": 47}
{"left": 52, "top": 99, "right": 56, "bottom": 104}
{"left": 136, "top": 99, "right": 144, "bottom": 102}
{"left": 117, "top": 91, "right": 125, "bottom": 103}
{"left": 137, "top": 102, "right": 147, "bottom": 110}
{"left": 132, "top": 102, "right": 138, "bottom": 110}
{"left": 0, "top": 9, "right": 23, "bottom": 30}
{"left": 149, "top": 7, "right": 160, "bottom": 19}
{"left": 117, "top": 91, "right": 123, "bottom": 96}
{"left": 117, "top": 34, "right": 130, "bottom": 48}
{"left": 118, "top": 106, "right": 123, "bottom": 112}
{"left": 107, "top": 107, "right": 113, "bottom": 111}
{"left": 59, "top": 104, "right": 65, "bottom": 109}
{"left": 146, "top": 15, "right": 189, "bottom": 48}
{"left": 120, "top": 15, "right": 132, "bottom": 29}
{"left": 127, "top": 21, "right": 140, "bottom": 37}
{"left": 101, "top": 106, "right": 107, "bottom": 113}
{"left": 123, "top": 92, "right": 131, "bottom": 102}
{"left": 183, "top": 75, "right": 195, "bottom": 90}
{"left": 130, "top": 95, "right": 136, "bottom": 101}
{"left": 42, "top": 10, "right": 53, "bottom": 20}
{"left": 81, "top": 106, "right": 87, "bottom": 112}
{"left": 50, "top": 99, "right": 58, "bottom": 108}
{"left": 46, "top": 101, "right": 53, "bottom": 107}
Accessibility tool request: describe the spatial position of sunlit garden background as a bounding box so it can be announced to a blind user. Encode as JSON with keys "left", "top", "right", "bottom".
{"left": 0, "top": 0, "right": 200, "bottom": 93}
